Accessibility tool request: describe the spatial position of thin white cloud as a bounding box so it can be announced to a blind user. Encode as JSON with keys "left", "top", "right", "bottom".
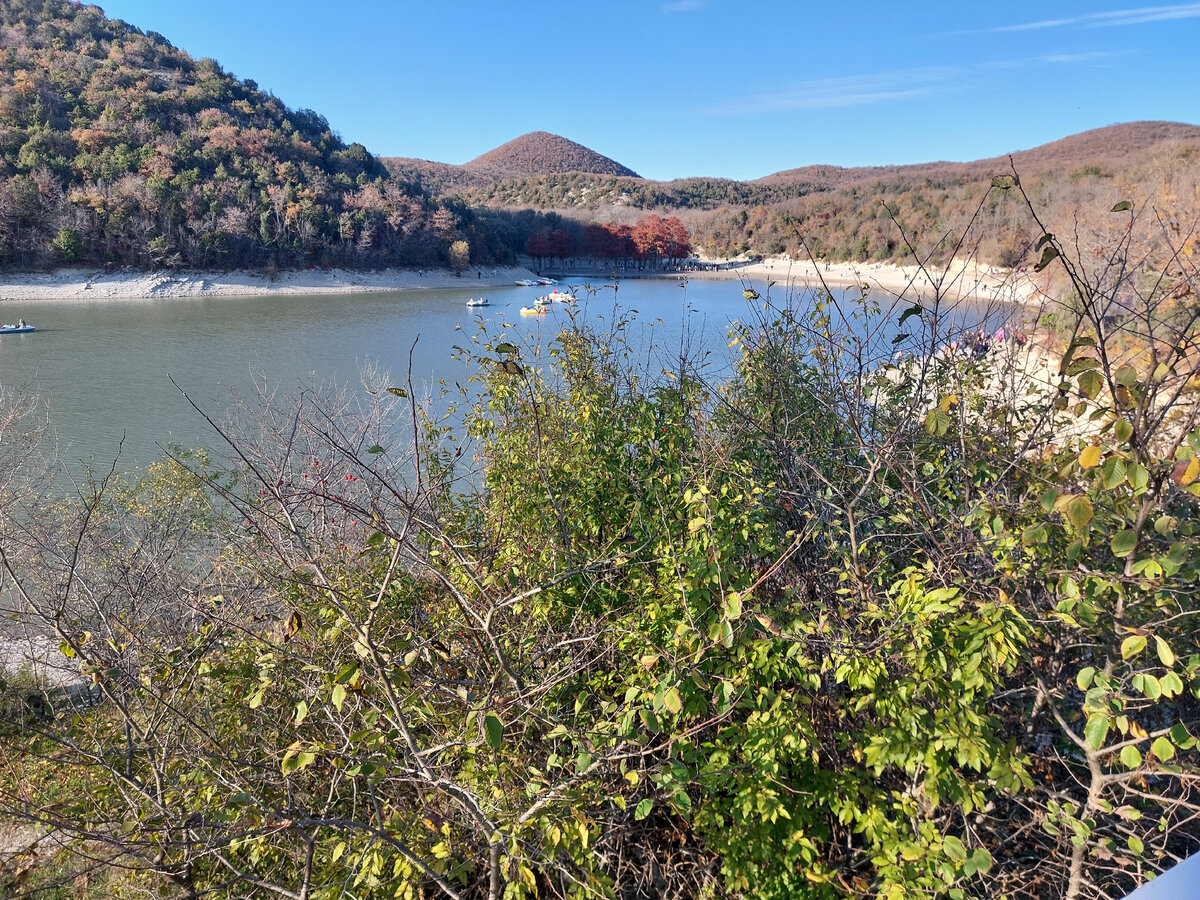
{"left": 996, "top": 17, "right": 1078, "bottom": 32}
{"left": 1039, "top": 51, "right": 1117, "bottom": 63}
{"left": 708, "top": 69, "right": 954, "bottom": 115}
{"left": 980, "top": 49, "right": 1125, "bottom": 70}
{"left": 994, "top": 2, "right": 1200, "bottom": 31}
{"left": 662, "top": 0, "right": 706, "bottom": 12}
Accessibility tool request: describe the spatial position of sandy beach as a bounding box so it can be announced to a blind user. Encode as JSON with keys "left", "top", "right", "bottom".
{"left": 686, "top": 256, "right": 1041, "bottom": 306}
{"left": 0, "top": 258, "right": 1041, "bottom": 305}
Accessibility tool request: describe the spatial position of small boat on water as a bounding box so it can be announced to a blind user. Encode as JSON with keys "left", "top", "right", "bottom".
{"left": 534, "top": 295, "right": 552, "bottom": 306}
{"left": 466, "top": 297, "right": 489, "bottom": 307}
{"left": 514, "top": 279, "right": 538, "bottom": 286}
{"left": 0, "top": 324, "right": 35, "bottom": 334}
{"left": 519, "top": 305, "right": 548, "bottom": 316}
{"left": 545, "top": 290, "right": 574, "bottom": 303}
{"left": 536, "top": 278, "right": 557, "bottom": 286}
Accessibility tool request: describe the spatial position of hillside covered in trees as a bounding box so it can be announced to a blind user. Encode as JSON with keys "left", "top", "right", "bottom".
{"left": 0, "top": 0, "right": 506, "bottom": 271}
{"left": 421, "top": 122, "right": 1200, "bottom": 270}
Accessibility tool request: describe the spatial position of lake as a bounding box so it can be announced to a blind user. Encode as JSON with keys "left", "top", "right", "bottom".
{"left": 0, "top": 275, "right": 1009, "bottom": 475}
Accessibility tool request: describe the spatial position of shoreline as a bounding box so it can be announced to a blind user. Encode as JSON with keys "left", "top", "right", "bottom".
{"left": 0, "top": 258, "right": 1041, "bottom": 305}
{"left": 0, "top": 265, "right": 541, "bottom": 303}
{"left": 585, "top": 256, "right": 1041, "bottom": 305}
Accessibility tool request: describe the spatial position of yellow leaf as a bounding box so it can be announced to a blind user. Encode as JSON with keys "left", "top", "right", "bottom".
{"left": 1172, "top": 457, "right": 1200, "bottom": 486}
{"left": 1079, "top": 445, "right": 1103, "bottom": 469}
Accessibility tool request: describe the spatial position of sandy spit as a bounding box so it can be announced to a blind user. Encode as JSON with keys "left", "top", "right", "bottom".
{"left": 0, "top": 265, "right": 540, "bottom": 303}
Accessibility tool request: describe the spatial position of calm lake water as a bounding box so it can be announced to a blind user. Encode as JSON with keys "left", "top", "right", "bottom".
{"left": 0, "top": 275, "right": 1008, "bottom": 475}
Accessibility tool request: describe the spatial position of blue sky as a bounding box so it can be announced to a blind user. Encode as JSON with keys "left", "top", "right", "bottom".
{"left": 93, "top": 1, "right": 1200, "bottom": 181}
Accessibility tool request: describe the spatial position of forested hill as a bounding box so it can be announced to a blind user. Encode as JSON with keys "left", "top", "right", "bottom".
{"left": 382, "top": 131, "right": 640, "bottom": 198}
{"left": 465, "top": 131, "right": 638, "bottom": 178}
{"left": 0, "top": 0, "right": 494, "bottom": 271}
{"left": 433, "top": 121, "right": 1200, "bottom": 267}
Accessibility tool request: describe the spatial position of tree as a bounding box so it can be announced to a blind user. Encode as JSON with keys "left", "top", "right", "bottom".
{"left": 448, "top": 238, "right": 470, "bottom": 274}
{"left": 50, "top": 223, "right": 83, "bottom": 262}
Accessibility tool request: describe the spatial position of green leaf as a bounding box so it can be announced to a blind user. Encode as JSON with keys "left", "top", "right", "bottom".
{"left": 1067, "top": 495, "right": 1094, "bottom": 528}
{"left": 386, "top": 387, "right": 408, "bottom": 398}
{"left": 1128, "top": 463, "right": 1149, "bottom": 494}
{"left": 639, "top": 708, "right": 661, "bottom": 733}
{"left": 943, "top": 834, "right": 967, "bottom": 862}
{"left": 635, "top": 798, "right": 654, "bottom": 820}
{"left": 1034, "top": 244, "right": 1060, "bottom": 272}
{"left": 1021, "top": 524, "right": 1048, "bottom": 545}
{"left": 970, "top": 848, "right": 993, "bottom": 875}
{"left": 1076, "top": 666, "right": 1097, "bottom": 690}
{"left": 485, "top": 713, "right": 504, "bottom": 749}
{"left": 58, "top": 641, "right": 75, "bottom": 659}
{"left": 719, "top": 620, "right": 734, "bottom": 648}
{"left": 1077, "top": 369, "right": 1104, "bottom": 399}
{"left": 1120, "top": 634, "right": 1147, "bottom": 659}
{"left": 924, "top": 408, "right": 951, "bottom": 436}
{"left": 1064, "top": 355, "right": 1101, "bottom": 376}
{"left": 898, "top": 303, "right": 923, "bottom": 326}
{"left": 1102, "top": 457, "right": 1127, "bottom": 489}
{"left": 1170, "top": 723, "right": 1195, "bottom": 748}
{"left": 1085, "top": 715, "right": 1110, "bottom": 751}
{"left": 1114, "top": 418, "right": 1134, "bottom": 443}
{"left": 1035, "top": 232, "right": 1055, "bottom": 251}
{"left": 1115, "top": 365, "right": 1139, "bottom": 387}
{"left": 494, "top": 342, "right": 519, "bottom": 354}
{"left": 662, "top": 686, "right": 682, "bottom": 715}
{"left": 1151, "top": 736, "right": 1175, "bottom": 761}
{"left": 1159, "top": 671, "right": 1184, "bottom": 697}
{"left": 1111, "top": 200, "right": 1133, "bottom": 212}
{"left": 331, "top": 683, "right": 347, "bottom": 711}
{"left": 1155, "top": 635, "right": 1176, "bottom": 667}
{"left": 281, "top": 748, "right": 316, "bottom": 774}
{"left": 1133, "top": 672, "right": 1162, "bottom": 701}
{"left": 991, "top": 174, "right": 1017, "bottom": 189}
{"left": 1120, "top": 745, "right": 1143, "bottom": 769}
{"left": 1111, "top": 530, "right": 1137, "bottom": 557}
{"left": 366, "top": 444, "right": 385, "bottom": 454}
{"left": 294, "top": 700, "right": 309, "bottom": 726}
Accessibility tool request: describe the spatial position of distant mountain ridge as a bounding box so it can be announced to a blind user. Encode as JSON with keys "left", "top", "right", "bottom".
{"left": 385, "top": 121, "right": 1200, "bottom": 212}
{"left": 758, "top": 121, "right": 1200, "bottom": 186}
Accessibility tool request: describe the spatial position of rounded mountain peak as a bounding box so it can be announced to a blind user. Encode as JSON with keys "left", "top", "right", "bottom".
{"left": 465, "top": 132, "right": 639, "bottom": 178}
